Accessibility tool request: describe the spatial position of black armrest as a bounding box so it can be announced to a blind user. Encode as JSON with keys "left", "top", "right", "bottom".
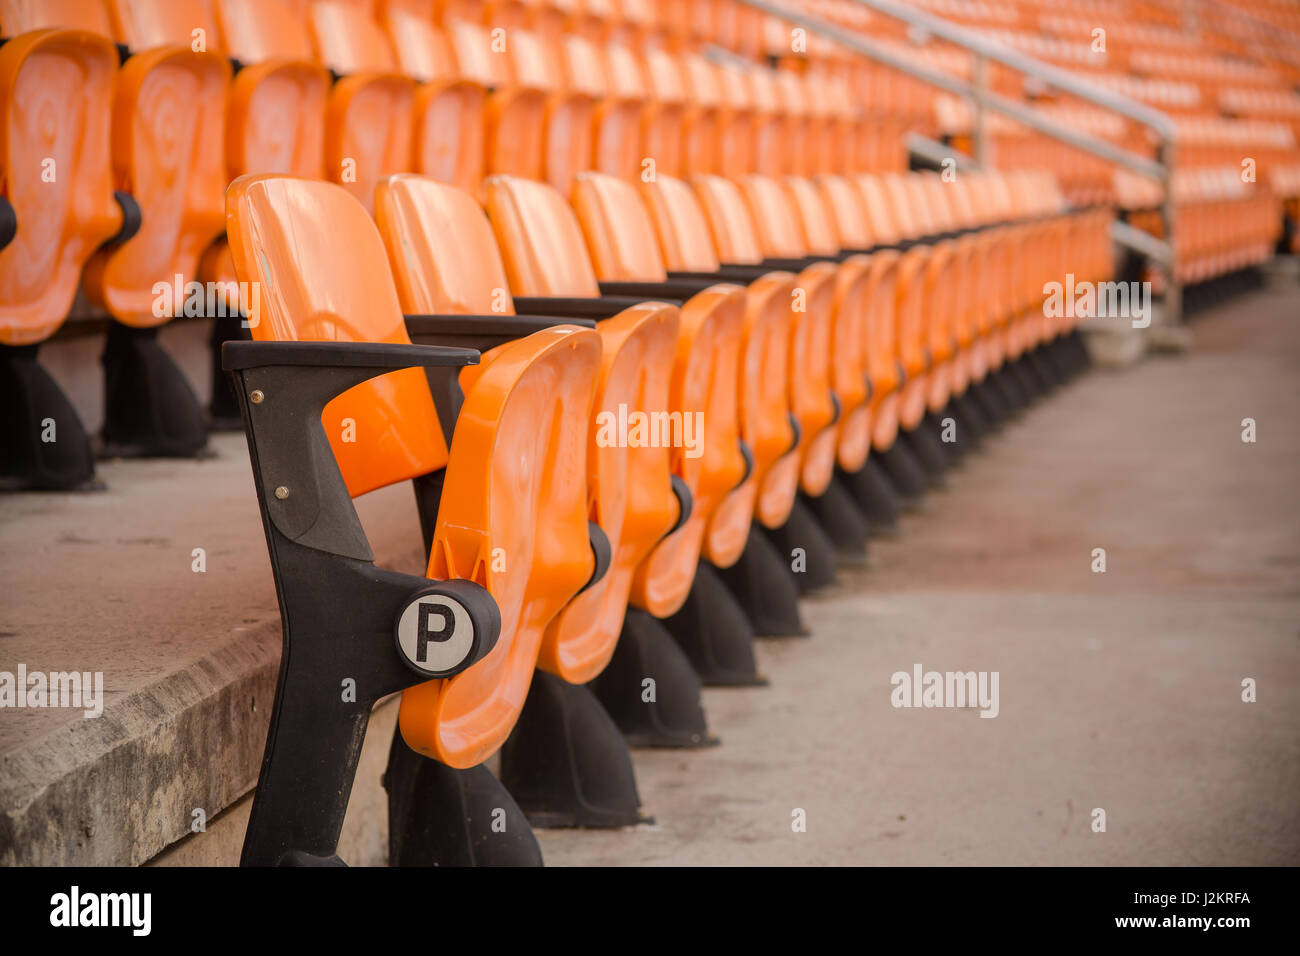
{"left": 759, "top": 255, "right": 821, "bottom": 271}
{"left": 671, "top": 264, "right": 777, "bottom": 283}
{"left": 403, "top": 313, "right": 595, "bottom": 352}
{"left": 596, "top": 279, "right": 712, "bottom": 300}
{"left": 222, "top": 339, "right": 480, "bottom": 561}
{"left": 222, "top": 339, "right": 478, "bottom": 371}
{"left": 511, "top": 295, "right": 663, "bottom": 320}
{"left": 845, "top": 243, "right": 899, "bottom": 255}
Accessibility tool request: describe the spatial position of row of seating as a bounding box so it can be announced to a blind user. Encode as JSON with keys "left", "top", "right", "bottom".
{"left": 220, "top": 156, "right": 1102, "bottom": 863}
{"left": 0, "top": 0, "right": 918, "bottom": 494}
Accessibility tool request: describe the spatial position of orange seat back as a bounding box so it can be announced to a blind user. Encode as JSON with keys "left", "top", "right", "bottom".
{"left": 61, "top": 0, "right": 231, "bottom": 325}
{"left": 689, "top": 172, "right": 802, "bottom": 528}
{"left": 679, "top": 52, "right": 722, "bottom": 176}
{"left": 383, "top": 9, "right": 486, "bottom": 194}
{"left": 639, "top": 46, "right": 686, "bottom": 178}
{"left": 591, "top": 42, "right": 647, "bottom": 180}
{"left": 484, "top": 173, "right": 685, "bottom": 660}
{"left": 854, "top": 173, "right": 903, "bottom": 246}
{"left": 639, "top": 173, "right": 722, "bottom": 274}
{"left": 0, "top": 24, "right": 121, "bottom": 344}
{"left": 572, "top": 171, "right": 748, "bottom": 613}
{"left": 307, "top": 1, "right": 415, "bottom": 212}
{"left": 375, "top": 173, "right": 513, "bottom": 315}
{"left": 483, "top": 172, "right": 603, "bottom": 296}
{"left": 215, "top": 0, "right": 329, "bottom": 180}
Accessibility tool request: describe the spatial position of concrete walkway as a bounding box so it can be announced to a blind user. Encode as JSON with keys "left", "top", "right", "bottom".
{"left": 2, "top": 283, "right": 1297, "bottom": 865}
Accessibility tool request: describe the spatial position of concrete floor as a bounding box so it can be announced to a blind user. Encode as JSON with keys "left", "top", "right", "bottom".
{"left": 535, "top": 284, "right": 1300, "bottom": 866}
{"left": 3, "top": 282, "right": 1298, "bottom": 866}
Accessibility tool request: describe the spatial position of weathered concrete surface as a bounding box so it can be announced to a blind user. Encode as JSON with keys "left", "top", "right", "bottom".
{"left": 2, "top": 283, "right": 1298, "bottom": 866}
{"left": 148, "top": 698, "right": 399, "bottom": 867}
{"left": 0, "top": 443, "right": 428, "bottom": 865}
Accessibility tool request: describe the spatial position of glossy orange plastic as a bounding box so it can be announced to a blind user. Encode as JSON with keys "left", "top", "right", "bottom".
{"left": 572, "top": 171, "right": 748, "bottom": 615}
{"left": 306, "top": 1, "right": 415, "bottom": 213}
{"left": 375, "top": 173, "right": 511, "bottom": 316}
{"left": 590, "top": 42, "right": 646, "bottom": 179}
{"left": 225, "top": 174, "right": 450, "bottom": 490}
{"left": 542, "top": 31, "right": 602, "bottom": 193}
{"left": 853, "top": 172, "right": 902, "bottom": 247}
{"left": 480, "top": 25, "right": 547, "bottom": 182}
{"left": 738, "top": 173, "right": 838, "bottom": 496}
{"left": 27, "top": 0, "right": 231, "bottom": 327}
{"left": 484, "top": 173, "right": 684, "bottom": 666}
{"left": 688, "top": 173, "right": 801, "bottom": 531}
{"left": 0, "top": 27, "right": 121, "bottom": 345}
{"left": 382, "top": 9, "right": 486, "bottom": 194}
{"left": 815, "top": 171, "right": 908, "bottom": 413}
{"left": 919, "top": 239, "right": 956, "bottom": 414}
{"left": 714, "top": 63, "right": 755, "bottom": 176}
{"left": 638, "top": 47, "right": 685, "bottom": 178}
{"left": 0, "top": 0, "right": 113, "bottom": 33}
{"left": 679, "top": 52, "right": 722, "bottom": 176}
{"left": 784, "top": 174, "right": 873, "bottom": 471}
{"left": 226, "top": 174, "right": 602, "bottom": 769}
{"left": 81, "top": 42, "right": 230, "bottom": 325}
{"left": 541, "top": 299, "right": 680, "bottom": 675}
{"left": 893, "top": 245, "right": 931, "bottom": 432}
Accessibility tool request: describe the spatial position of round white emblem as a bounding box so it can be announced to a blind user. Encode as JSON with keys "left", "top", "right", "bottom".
{"left": 395, "top": 594, "right": 475, "bottom": 677}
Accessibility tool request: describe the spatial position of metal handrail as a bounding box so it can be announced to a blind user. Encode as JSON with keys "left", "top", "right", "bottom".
{"left": 731, "top": 0, "right": 1182, "bottom": 325}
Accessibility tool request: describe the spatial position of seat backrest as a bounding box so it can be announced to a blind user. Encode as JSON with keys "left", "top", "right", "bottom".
{"left": 504, "top": 26, "right": 559, "bottom": 91}
{"left": 783, "top": 176, "right": 841, "bottom": 257}
{"left": 212, "top": 0, "right": 327, "bottom": 179}
{"left": 107, "top": 0, "right": 220, "bottom": 50}
{"left": 903, "top": 174, "right": 939, "bottom": 237}
{"left": 215, "top": 0, "right": 317, "bottom": 62}
{"left": 444, "top": 18, "right": 506, "bottom": 89}
{"left": 880, "top": 172, "right": 922, "bottom": 240}
{"left": 715, "top": 63, "right": 754, "bottom": 176}
{"left": 815, "top": 173, "right": 873, "bottom": 249}
{"left": 591, "top": 42, "right": 647, "bottom": 178}
{"left": 639, "top": 46, "right": 686, "bottom": 177}
{"left": 309, "top": 0, "right": 399, "bottom": 74}
{"left": 602, "top": 41, "right": 647, "bottom": 101}
{"left": 689, "top": 173, "right": 765, "bottom": 265}
{"left": 738, "top": 173, "right": 810, "bottom": 259}
{"left": 536, "top": 31, "right": 597, "bottom": 193}
{"left": 557, "top": 31, "right": 605, "bottom": 100}
{"left": 570, "top": 171, "right": 670, "bottom": 281}
{"left": 225, "top": 174, "right": 450, "bottom": 493}
{"left": 80, "top": 5, "right": 230, "bottom": 325}
{"left": 640, "top": 174, "right": 723, "bottom": 273}
{"left": 482, "top": 174, "right": 603, "bottom": 296}
{"left": 679, "top": 52, "right": 721, "bottom": 175}
{"left": 773, "top": 69, "right": 809, "bottom": 175}
{"left": 383, "top": 7, "right": 459, "bottom": 82}
{"left": 0, "top": 0, "right": 114, "bottom": 34}
{"left": 854, "top": 173, "right": 902, "bottom": 246}
{"left": 375, "top": 173, "right": 514, "bottom": 315}
{"left": 0, "top": 24, "right": 121, "bottom": 344}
